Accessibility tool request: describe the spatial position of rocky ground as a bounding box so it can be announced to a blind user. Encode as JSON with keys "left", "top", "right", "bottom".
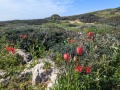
{"left": 0, "top": 49, "right": 59, "bottom": 90}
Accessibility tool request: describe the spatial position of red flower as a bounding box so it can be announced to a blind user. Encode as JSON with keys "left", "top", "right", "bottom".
{"left": 63, "top": 53, "right": 69, "bottom": 61}
{"left": 11, "top": 50, "right": 15, "bottom": 54}
{"left": 5, "top": 46, "right": 15, "bottom": 54}
{"left": 69, "top": 39, "right": 74, "bottom": 43}
{"left": 85, "top": 66, "right": 91, "bottom": 74}
{"left": 76, "top": 46, "right": 82, "bottom": 55}
{"left": 23, "top": 35, "right": 28, "bottom": 38}
{"left": 75, "top": 65, "right": 82, "bottom": 72}
{"left": 19, "top": 34, "right": 28, "bottom": 38}
{"left": 5, "top": 46, "right": 14, "bottom": 51}
{"left": 88, "top": 32, "right": 93, "bottom": 37}
{"left": 5, "top": 47, "right": 10, "bottom": 51}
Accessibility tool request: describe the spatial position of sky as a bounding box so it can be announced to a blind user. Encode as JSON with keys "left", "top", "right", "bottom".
{"left": 0, "top": 0, "right": 120, "bottom": 21}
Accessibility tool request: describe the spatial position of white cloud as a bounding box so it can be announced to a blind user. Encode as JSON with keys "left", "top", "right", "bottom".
{"left": 0, "top": 0, "right": 74, "bottom": 21}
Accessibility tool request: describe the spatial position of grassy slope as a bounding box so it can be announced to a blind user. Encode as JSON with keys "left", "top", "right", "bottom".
{"left": 91, "top": 7, "right": 120, "bottom": 18}
{"left": 63, "top": 7, "right": 120, "bottom": 19}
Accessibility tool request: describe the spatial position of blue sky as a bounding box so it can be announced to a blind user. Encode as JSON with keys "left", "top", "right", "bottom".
{"left": 0, "top": 0, "right": 120, "bottom": 21}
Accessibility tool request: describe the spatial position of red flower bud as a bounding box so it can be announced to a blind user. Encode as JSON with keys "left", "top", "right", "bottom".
{"left": 63, "top": 53, "right": 69, "bottom": 61}
{"left": 85, "top": 66, "right": 91, "bottom": 74}
{"left": 88, "top": 32, "right": 93, "bottom": 37}
{"left": 69, "top": 39, "right": 74, "bottom": 43}
{"left": 76, "top": 46, "right": 82, "bottom": 55}
{"left": 75, "top": 65, "right": 82, "bottom": 72}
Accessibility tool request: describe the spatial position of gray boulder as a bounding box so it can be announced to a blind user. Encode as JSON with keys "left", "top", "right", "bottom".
{"left": 16, "top": 49, "right": 32, "bottom": 64}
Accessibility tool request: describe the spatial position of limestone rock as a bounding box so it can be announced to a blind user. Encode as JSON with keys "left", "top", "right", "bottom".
{"left": 32, "top": 63, "right": 52, "bottom": 85}
{"left": 31, "top": 58, "right": 59, "bottom": 90}
{"left": 16, "top": 49, "right": 32, "bottom": 64}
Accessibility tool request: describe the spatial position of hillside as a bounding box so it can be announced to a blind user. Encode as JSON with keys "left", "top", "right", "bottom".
{"left": 46, "top": 7, "right": 120, "bottom": 26}
{"left": 92, "top": 7, "right": 120, "bottom": 18}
